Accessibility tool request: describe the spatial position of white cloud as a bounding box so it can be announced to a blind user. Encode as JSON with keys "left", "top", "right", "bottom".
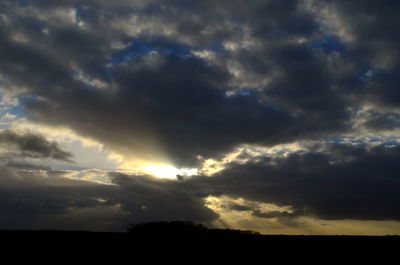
{"left": 63, "top": 169, "right": 115, "bottom": 185}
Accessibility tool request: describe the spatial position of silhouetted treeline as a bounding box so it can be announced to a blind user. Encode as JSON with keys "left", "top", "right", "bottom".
{"left": 126, "top": 221, "right": 260, "bottom": 236}
{"left": 0, "top": 225, "right": 398, "bottom": 262}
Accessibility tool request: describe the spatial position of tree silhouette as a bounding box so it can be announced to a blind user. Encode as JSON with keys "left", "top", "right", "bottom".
{"left": 126, "top": 221, "right": 262, "bottom": 237}
{"left": 126, "top": 221, "right": 209, "bottom": 236}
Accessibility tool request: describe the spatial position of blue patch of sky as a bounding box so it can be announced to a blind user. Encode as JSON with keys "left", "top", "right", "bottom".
{"left": 230, "top": 88, "right": 261, "bottom": 98}
{"left": 246, "top": 147, "right": 309, "bottom": 158}
{"left": 355, "top": 66, "right": 386, "bottom": 81}
{"left": 205, "top": 42, "right": 227, "bottom": 54}
{"left": 309, "top": 35, "right": 346, "bottom": 54}
{"left": 74, "top": 6, "right": 95, "bottom": 25}
{"left": 75, "top": 7, "right": 82, "bottom": 24}
{"left": 326, "top": 137, "right": 343, "bottom": 144}
{"left": 275, "top": 148, "right": 296, "bottom": 156}
{"left": 350, "top": 139, "right": 367, "bottom": 145}
{"left": 0, "top": 76, "right": 30, "bottom": 122}
{"left": 325, "top": 137, "right": 346, "bottom": 144}
{"left": 358, "top": 67, "right": 400, "bottom": 91}
{"left": 109, "top": 39, "right": 194, "bottom": 65}
{"left": 337, "top": 64, "right": 397, "bottom": 91}
{"left": 326, "top": 136, "right": 400, "bottom": 148}
{"left": 108, "top": 38, "right": 228, "bottom": 66}
{"left": 327, "top": 137, "right": 364, "bottom": 146}
{"left": 387, "top": 113, "right": 400, "bottom": 120}
{"left": 6, "top": 104, "right": 26, "bottom": 118}
{"left": 237, "top": 88, "right": 252, "bottom": 96}
{"left": 0, "top": 94, "right": 28, "bottom": 128}
{"left": 364, "top": 136, "right": 382, "bottom": 143}
{"left": 382, "top": 141, "right": 399, "bottom": 147}
{"left": 247, "top": 147, "right": 271, "bottom": 157}
{"left": 12, "top": 95, "right": 41, "bottom": 119}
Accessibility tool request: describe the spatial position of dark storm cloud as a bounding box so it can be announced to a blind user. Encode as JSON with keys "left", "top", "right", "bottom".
{"left": 314, "top": 0, "right": 400, "bottom": 107}
{"left": 1, "top": 0, "right": 301, "bottom": 165}
{"left": 197, "top": 144, "right": 400, "bottom": 220}
{"left": 257, "top": 42, "right": 350, "bottom": 135}
{"left": 0, "top": 168, "right": 217, "bottom": 231}
{"left": 1, "top": 0, "right": 399, "bottom": 166}
{"left": 0, "top": 130, "right": 72, "bottom": 161}
{"left": 110, "top": 173, "right": 217, "bottom": 222}
{"left": 321, "top": 0, "right": 400, "bottom": 61}
{"left": 363, "top": 111, "right": 400, "bottom": 131}
{"left": 26, "top": 48, "right": 295, "bottom": 166}
{"left": 0, "top": 0, "right": 341, "bottom": 164}
{"left": 0, "top": 167, "right": 118, "bottom": 230}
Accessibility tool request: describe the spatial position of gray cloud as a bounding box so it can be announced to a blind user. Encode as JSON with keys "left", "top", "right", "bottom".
{"left": 362, "top": 111, "right": 400, "bottom": 131}
{"left": 0, "top": 0, "right": 330, "bottom": 166}
{"left": 25, "top": 45, "right": 296, "bottom": 166}
{"left": 0, "top": 168, "right": 217, "bottom": 231}
{"left": 197, "top": 143, "right": 400, "bottom": 221}
{"left": 0, "top": 130, "right": 73, "bottom": 162}
{"left": 0, "top": 0, "right": 398, "bottom": 166}
{"left": 4, "top": 161, "right": 52, "bottom": 171}
{"left": 312, "top": 0, "right": 400, "bottom": 107}
{"left": 110, "top": 173, "right": 218, "bottom": 222}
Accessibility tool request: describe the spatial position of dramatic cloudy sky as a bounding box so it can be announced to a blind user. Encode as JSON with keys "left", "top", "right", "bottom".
{"left": 0, "top": 0, "right": 399, "bottom": 234}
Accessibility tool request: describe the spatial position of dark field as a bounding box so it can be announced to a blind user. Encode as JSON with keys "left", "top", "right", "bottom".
{"left": 1, "top": 229, "right": 398, "bottom": 262}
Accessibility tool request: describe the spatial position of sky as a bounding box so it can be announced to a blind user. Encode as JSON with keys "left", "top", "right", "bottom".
{"left": 0, "top": 0, "right": 399, "bottom": 235}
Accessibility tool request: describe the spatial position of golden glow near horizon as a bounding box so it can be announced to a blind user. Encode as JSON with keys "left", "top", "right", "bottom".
{"left": 204, "top": 195, "right": 400, "bottom": 235}
{"left": 143, "top": 164, "right": 181, "bottom": 179}
{"left": 13, "top": 120, "right": 201, "bottom": 180}
{"left": 142, "top": 164, "right": 198, "bottom": 179}
{"left": 118, "top": 158, "right": 199, "bottom": 179}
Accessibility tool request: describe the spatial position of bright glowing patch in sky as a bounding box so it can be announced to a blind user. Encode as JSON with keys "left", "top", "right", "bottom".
{"left": 142, "top": 164, "right": 198, "bottom": 179}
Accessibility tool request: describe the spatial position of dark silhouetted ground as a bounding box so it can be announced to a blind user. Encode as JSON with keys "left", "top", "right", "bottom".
{"left": 0, "top": 221, "right": 398, "bottom": 262}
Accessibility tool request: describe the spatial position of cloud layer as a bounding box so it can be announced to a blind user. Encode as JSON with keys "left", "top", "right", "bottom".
{"left": 0, "top": 0, "right": 399, "bottom": 233}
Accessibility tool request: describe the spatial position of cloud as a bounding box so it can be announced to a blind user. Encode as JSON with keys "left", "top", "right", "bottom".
{"left": 0, "top": 129, "right": 73, "bottom": 162}
{"left": 198, "top": 143, "right": 400, "bottom": 221}
{"left": 0, "top": 0, "right": 399, "bottom": 167}
{"left": 308, "top": 0, "right": 400, "bottom": 104}
{"left": 25, "top": 47, "right": 296, "bottom": 166}
{"left": 4, "top": 161, "right": 52, "bottom": 171}
{"left": 0, "top": 167, "right": 126, "bottom": 231}
{"left": 0, "top": 0, "right": 399, "bottom": 233}
{"left": 362, "top": 111, "right": 400, "bottom": 131}
{"left": 0, "top": 167, "right": 217, "bottom": 231}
